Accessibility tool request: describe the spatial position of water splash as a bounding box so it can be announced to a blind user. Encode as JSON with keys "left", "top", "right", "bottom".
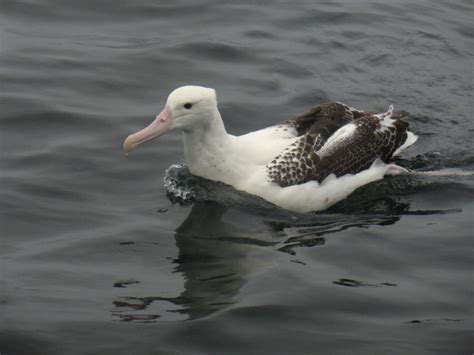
{"left": 163, "top": 164, "right": 197, "bottom": 204}
{"left": 163, "top": 163, "right": 279, "bottom": 210}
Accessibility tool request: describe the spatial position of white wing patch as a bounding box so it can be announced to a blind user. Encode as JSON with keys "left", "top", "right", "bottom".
{"left": 393, "top": 131, "right": 418, "bottom": 156}
{"left": 317, "top": 123, "right": 357, "bottom": 157}
{"left": 376, "top": 105, "right": 395, "bottom": 132}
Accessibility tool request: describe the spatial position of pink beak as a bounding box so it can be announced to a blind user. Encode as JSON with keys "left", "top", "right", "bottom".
{"left": 123, "top": 105, "right": 172, "bottom": 154}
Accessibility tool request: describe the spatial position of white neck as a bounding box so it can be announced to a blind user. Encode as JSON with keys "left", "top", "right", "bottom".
{"left": 183, "top": 108, "right": 233, "bottom": 181}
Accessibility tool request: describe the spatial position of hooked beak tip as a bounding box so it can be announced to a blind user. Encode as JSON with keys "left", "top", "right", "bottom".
{"left": 123, "top": 136, "right": 135, "bottom": 155}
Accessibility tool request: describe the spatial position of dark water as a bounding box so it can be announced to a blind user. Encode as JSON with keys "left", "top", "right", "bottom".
{"left": 1, "top": 1, "right": 473, "bottom": 354}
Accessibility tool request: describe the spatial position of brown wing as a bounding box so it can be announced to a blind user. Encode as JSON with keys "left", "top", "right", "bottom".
{"left": 285, "top": 101, "right": 365, "bottom": 137}
{"left": 310, "top": 114, "right": 409, "bottom": 183}
{"left": 267, "top": 108, "right": 410, "bottom": 187}
{"left": 266, "top": 102, "right": 367, "bottom": 186}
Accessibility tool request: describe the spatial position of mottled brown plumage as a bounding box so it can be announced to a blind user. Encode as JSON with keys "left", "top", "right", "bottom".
{"left": 267, "top": 102, "right": 410, "bottom": 187}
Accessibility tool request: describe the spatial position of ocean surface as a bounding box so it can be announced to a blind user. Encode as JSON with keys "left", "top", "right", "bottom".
{"left": 1, "top": 1, "right": 473, "bottom": 354}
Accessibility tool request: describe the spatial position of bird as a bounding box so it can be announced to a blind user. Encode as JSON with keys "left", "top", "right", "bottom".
{"left": 123, "top": 86, "right": 417, "bottom": 213}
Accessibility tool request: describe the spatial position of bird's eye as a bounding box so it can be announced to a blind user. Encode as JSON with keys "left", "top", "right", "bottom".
{"left": 184, "top": 103, "right": 192, "bottom": 109}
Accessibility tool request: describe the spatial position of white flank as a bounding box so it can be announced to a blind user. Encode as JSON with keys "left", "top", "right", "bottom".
{"left": 239, "top": 159, "right": 387, "bottom": 213}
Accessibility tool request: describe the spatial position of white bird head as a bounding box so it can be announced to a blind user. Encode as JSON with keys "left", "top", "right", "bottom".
{"left": 123, "top": 85, "right": 218, "bottom": 154}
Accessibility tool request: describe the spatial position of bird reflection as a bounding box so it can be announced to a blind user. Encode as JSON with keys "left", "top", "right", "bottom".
{"left": 111, "top": 198, "right": 403, "bottom": 322}
{"left": 168, "top": 202, "right": 258, "bottom": 319}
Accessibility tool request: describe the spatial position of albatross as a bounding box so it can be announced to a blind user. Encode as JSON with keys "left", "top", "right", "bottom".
{"left": 123, "top": 86, "right": 417, "bottom": 212}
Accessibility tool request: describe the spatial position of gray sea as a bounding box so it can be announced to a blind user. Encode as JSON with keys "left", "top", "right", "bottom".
{"left": 1, "top": 1, "right": 473, "bottom": 354}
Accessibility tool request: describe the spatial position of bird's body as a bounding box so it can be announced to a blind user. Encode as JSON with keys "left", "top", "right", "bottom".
{"left": 124, "top": 86, "right": 417, "bottom": 213}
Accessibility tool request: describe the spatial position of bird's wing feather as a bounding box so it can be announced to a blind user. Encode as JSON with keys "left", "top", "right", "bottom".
{"left": 285, "top": 101, "right": 364, "bottom": 137}
{"left": 267, "top": 106, "right": 411, "bottom": 187}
